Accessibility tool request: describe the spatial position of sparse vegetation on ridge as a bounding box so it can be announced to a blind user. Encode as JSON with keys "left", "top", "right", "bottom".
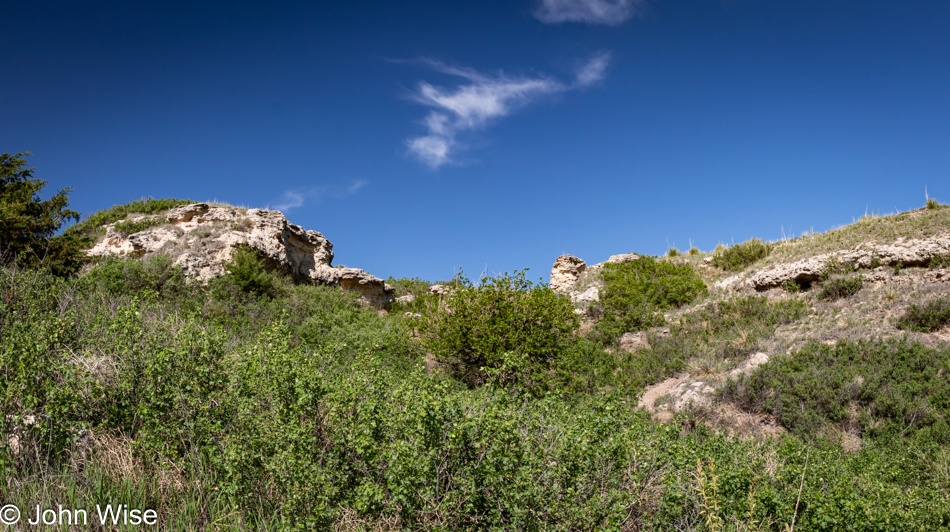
{"left": 759, "top": 204, "right": 950, "bottom": 269}
{"left": 64, "top": 197, "right": 194, "bottom": 241}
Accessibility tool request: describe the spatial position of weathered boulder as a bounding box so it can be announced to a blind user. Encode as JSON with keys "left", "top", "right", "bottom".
{"left": 550, "top": 255, "right": 587, "bottom": 292}
{"left": 86, "top": 203, "right": 395, "bottom": 309}
{"left": 606, "top": 253, "right": 640, "bottom": 264}
{"left": 430, "top": 284, "right": 452, "bottom": 296}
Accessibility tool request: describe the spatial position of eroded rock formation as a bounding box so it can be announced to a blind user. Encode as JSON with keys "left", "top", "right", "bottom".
{"left": 87, "top": 203, "right": 394, "bottom": 309}
{"left": 715, "top": 235, "right": 950, "bottom": 291}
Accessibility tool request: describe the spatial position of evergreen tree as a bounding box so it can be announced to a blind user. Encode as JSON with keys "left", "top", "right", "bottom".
{"left": 0, "top": 152, "right": 81, "bottom": 271}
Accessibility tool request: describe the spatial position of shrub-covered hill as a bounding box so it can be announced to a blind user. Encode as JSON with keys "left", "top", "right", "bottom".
{"left": 2, "top": 188, "right": 950, "bottom": 529}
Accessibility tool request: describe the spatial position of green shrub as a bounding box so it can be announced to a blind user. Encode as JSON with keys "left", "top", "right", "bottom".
{"left": 219, "top": 244, "right": 282, "bottom": 298}
{"left": 897, "top": 296, "right": 950, "bottom": 332}
{"left": 930, "top": 254, "right": 950, "bottom": 269}
{"left": 92, "top": 302, "right": 229, "bottom": 464}
{"left": 386, "top": 276, "right": 440, "bottom": 313}
{"left": 724, "top": 339, "right": 950, "bottom": 444}
{"left": 711, "top": 238, "right": 773, "bottom": 271}
{"left": 82, "top": 254, "right": 189, "bottom": 298}
{"left": 3, "top": 263, "right": 950, "bottom": 529}
{"left": 593, "top": 256, "right": 707, "bottom": 343}
{"left": 112, "top": 217, "right": 164, "bottom": 235}
{"left": 817, "top": 274, "right": 863, "bottom": 301}
{"left": 419, "top": 270, "right": 578, "bottom": 387}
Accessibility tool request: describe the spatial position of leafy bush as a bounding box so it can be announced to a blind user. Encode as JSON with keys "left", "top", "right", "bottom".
{"left": 91, "top": 303, "right": 229, "bottom": 463}
{"left": 82, "top": 254, "right": 189, "bottom": 298}
{"left": 385, "top": 276, "right": 431, "bottom": 298}
{"left": 930, "top": 254, "right": 950, "bottom": 269}
{"left": 897, "top": 295, "right": 950, "bottom": 332}
{"left": 711, "top": 238, "right": 773, "bottom": 271}
{"left": 3, "top": 264, "right": 950, "bottom": 529}
{"left": 724, "top": 339, "right": 950, "bottom": 444}
{"left": 419, "top": 270, "right": 577, "bottom": 386}
{"left": 219, "top": 244, "right": 282, "bottom": 298}
{"left": 386, "top": 275, "right": 441, "bottom": 313}
{"left": 817, "top": 274, "right": 863, "bottom": 301}
{"left": 593, "top": 256, "right": 707, "bottom": 342}
{"left": 112, "top": 217, "right": 165, "bottom": 236}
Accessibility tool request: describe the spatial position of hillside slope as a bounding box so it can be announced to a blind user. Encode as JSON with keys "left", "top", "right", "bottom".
{"left": 551, "top": 203, "right": 950, "bottom": 442}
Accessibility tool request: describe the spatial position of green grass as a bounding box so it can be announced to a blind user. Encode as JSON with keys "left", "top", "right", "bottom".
{"left": 896, "top": 295, "right": 950, "bottom": 332}
{"left": 711, "top": 238, "right": 772, "bottom": 271}
{"left": 112, "top": 217, "right": 166, "bottom": 236}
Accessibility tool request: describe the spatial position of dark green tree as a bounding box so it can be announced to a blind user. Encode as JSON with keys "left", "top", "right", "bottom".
{"left": 0, "top": 152, "right": 80, "bottom": 271}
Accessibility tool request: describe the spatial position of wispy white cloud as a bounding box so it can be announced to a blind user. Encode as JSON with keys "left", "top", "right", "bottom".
{"left": 273, "top": 191, "right": 304, "bottom": 211}
{"left": 534, "top": 0, "right": 647, "bottom": 26}
{"left": 405, "top": 53, "right": 611, "bottom": 168}
{"left": 270, "top": 180, "right": 368, "bottom": 212}
{"left": 574, "top": 51, "right": 611, "bottom": 86}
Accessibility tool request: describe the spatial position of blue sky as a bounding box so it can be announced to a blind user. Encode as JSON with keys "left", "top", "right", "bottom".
{"left": 3, "top": 0, "right": 950, "bottom": 282}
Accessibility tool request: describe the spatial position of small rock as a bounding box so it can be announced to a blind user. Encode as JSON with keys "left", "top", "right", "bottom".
{"left": 607, "top": 253, "right": 640, "bottom": 264}
{"left": 430, "top": 284, "right": 451, "bottom": 296}
{"left": 571, "top": 286, "right": 600, "bottom": 305}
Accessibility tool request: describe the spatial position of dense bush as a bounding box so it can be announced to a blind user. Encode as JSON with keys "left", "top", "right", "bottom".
{"left": 419, "top": 270, "right": 578, "bottom": 387}
{"left": 82, "top": 254, "right": 189, "bottom": 298}
{"left": 2, "top": 264, "right": 950, "bottom": 529}
{"left": 711, "top": 238, "right": 773, "bottom": 271}
{"left": 593, "top": 256, "right": 707, "bottom": 342}
{"left": 817, "top": 274, "right": 863, "bottom": 301}
{"left": 725, "top": 339, "right": 950, "bottom": 445}
{"left": 896, "top": 295, "right": 950, "bottom": 332}
{"left": 218, "top": 244, "right": 282, "bottom": 298}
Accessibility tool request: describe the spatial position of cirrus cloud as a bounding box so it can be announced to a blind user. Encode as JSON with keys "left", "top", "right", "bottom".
{"left": 405, "top": 52, "right": 611, "bottom": 168}
{"left": 534, "top": 0, "right": 647, "bottom": 26}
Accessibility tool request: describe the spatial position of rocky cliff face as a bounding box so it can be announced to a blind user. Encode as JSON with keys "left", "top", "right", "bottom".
{"left": 87, "top": 203, "right": 394, "bottom": 309}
